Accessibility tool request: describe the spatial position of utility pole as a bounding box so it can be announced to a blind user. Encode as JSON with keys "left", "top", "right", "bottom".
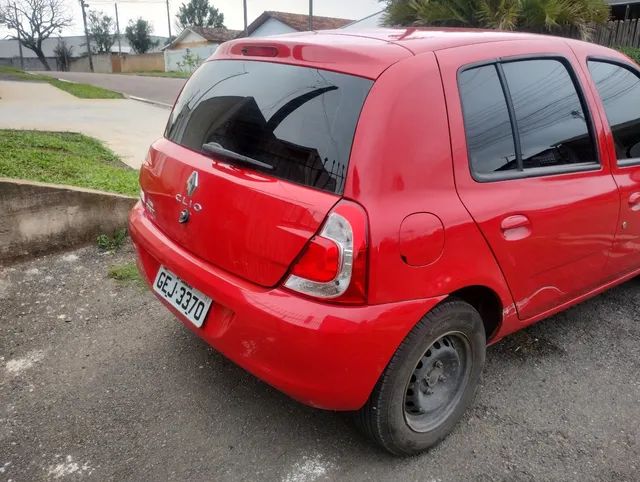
{"left": 12, "top": 2, "right": 24, "bottom": 70}
{"left": 114, "top": 2, "right": 122, "bottom": 55}
{"left": 165, "top": 0, "right": 172, "bottom": 40}
{"left": 308, "top": 0, "right": 313, "bottom": 30}
{"left": 243, "top": 0, "right": 248, "bottom": 36}
{"left": 79, "top": 0, "right": 94, "bottom": 72}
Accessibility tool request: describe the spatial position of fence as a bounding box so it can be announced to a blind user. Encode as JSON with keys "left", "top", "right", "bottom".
{"left": 565, "top": 19, "right": 640, "bottom": 48}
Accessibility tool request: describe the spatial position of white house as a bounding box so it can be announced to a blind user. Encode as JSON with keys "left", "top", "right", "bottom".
{"left": 163, "top": 27, "right": 240, "bottom": 72}
{"left": 245, "top": 11, "right": 353, "bottom": 37}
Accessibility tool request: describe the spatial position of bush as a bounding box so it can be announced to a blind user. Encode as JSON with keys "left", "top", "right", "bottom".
{"left": 619, "top": 47, "right": 640, "bottom": 64}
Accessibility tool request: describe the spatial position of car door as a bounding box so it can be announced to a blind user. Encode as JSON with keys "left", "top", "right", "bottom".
{"left": 437, "top": 40, "right": 620, "bottom": 320}
{"left": 582, "top": 56, "right": 640, "bottom": 276}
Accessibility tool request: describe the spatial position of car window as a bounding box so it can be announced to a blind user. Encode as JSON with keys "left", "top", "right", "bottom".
{"left": 165, "top": 60, "right": 373, "bottom": 194}
{"left": 588, "top": 61, "right": 640, "bottom": 164}
{"left": 501, "top": 59, "right": 597, "bottom": 169}
{"left": 459, "top": 65, "right": 517, "bottom": 175}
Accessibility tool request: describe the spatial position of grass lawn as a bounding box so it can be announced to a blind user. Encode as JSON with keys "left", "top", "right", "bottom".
{"left": 0, "top": 130, "right": 139, "bottom": 196}
{"left": 128, "top": 70, "right": 191, "bottom": 79}
{"left": 0, "top": 66, "right": 124, "bottom": 99}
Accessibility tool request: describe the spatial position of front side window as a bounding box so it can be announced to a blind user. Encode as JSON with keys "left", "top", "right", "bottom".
{"left": 459, "top": 58, "right": 598, "bottom": 180}
{"left": 588, "top": 61, "right": 640, "bottom": 164}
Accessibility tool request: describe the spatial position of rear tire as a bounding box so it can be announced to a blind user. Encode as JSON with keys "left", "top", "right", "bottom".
{"left": 355, "top": 299, "right": 486, "bottom": 455}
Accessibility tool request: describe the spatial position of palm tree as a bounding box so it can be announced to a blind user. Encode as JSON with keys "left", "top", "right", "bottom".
{"left": 380, "top": 0, "right": 609, "bottom": 39}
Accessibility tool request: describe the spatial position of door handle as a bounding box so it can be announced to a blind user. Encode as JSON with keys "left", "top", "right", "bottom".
{"left": 500, "top": 215, "right": 531, "bottom": 241}
{"left": 629, "top": 192, "right": 640, "bottom": 211}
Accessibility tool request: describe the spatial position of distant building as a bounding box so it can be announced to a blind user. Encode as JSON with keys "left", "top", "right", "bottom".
{"left": 608, "top": 0, "right": 640, "bottom": 19}
{"left": 245, "top": 11, "right": 353, "bottom": 36}
{"left": 163, "top": 27, "right": 240, "bottom": 72}
{"left": 0, "top": 35, "right": 167, "bottom": 71}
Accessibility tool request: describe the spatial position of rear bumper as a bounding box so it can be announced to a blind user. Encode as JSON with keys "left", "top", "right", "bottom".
{"left": 129, "top": 203, "right": 444, "bottom": 410}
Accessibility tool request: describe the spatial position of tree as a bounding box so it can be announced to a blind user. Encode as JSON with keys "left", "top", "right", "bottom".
{"left": 53, "top": 38, "right": 73, "bottom": 70}
{"left": 380, "top": 0, "right": 609, "bottom": 39}
{"left": 0, "top": 0, "right": 73, "bottom": 70}
{"left": 125, "top": 18, "right": 158, "bottom": 54}
{"left": 88, "top": 10, "right": 115, "bottom": 54}
{"left": 176, "top": 0, "right": 225, "bottom": 30}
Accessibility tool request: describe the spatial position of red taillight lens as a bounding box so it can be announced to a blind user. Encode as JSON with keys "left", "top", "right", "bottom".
{"left": 241, "top": 46, "right": 279, "bottom": 57}
{"left": 284, "top": 200, "right": 368, "bottom": 305}
{"left": 291, "top": 236, "right": 340, "bottom": 283}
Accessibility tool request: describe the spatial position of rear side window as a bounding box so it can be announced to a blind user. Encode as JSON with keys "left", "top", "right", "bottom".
{"left": 588, "top": 60, "right": 640, "bottom": 164}
{"left": 459, "top": 65, "right": 517, "bottom": 175}
{"left": 459, "top": 58, "right": 598, "bottom": 180}
{"left": 165, "top": 60, "right": 373, "bottom": 194}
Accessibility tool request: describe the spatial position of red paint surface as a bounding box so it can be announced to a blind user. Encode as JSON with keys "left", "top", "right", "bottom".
{"left": 130, "top": 30, "right": 640, "bottom": 410}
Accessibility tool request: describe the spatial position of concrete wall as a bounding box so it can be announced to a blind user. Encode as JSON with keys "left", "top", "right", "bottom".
{"left": 70, "top": 54, "right": 113, "bottom": 73}
{"left": 120, "top": 53, "right": 164, "bottom": 72}
{"left": 0, "top": 179, "right": 136, "bottom": 263}
{"left": 164, "top": 44, "right": 218, "bottom": 72}
{"left": 0, "top": 57, "right": 58, "bottom": 71}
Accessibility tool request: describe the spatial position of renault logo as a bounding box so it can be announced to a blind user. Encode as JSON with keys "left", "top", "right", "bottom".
{"left": 186, "top": 171, "right": 199, "bottom": 196}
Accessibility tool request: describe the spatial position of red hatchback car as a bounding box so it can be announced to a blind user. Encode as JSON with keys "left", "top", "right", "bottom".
{"left": 129, "top": 29, "right": 640, "bottom": 454}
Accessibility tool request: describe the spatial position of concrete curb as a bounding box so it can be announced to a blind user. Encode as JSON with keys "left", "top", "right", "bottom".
{"left": 0, "top": 178, "right": 137, "bottom": 264}
{"left": 128, "top": 95, "right": 173, "bottom": 109}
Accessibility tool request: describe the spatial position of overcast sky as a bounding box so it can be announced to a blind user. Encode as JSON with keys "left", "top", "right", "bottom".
{"left": 2, "top": 0, "right": 383, "bottom": 39}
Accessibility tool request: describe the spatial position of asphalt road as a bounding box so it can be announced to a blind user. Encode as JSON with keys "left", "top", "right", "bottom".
{"left": 1, "top": 244, "right": 639, "bottom": 481}
{"left": 36, "top": 71, "right": 186, "bottom": 106}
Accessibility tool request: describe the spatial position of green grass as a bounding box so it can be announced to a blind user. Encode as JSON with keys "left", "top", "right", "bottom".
{"left": 127, "top": 70, "right": 191, "bottom": 79}
{"left": 108, "top": 261, "right": 145, "bottom": 286}
{"left": 619, "top": 47, "right": 640, "bottom": 64}
{"left": 97, "top": 229, "right": 128, "bottom": 251}
{"left": 0, "top": 129, "right": 139, "bottom": 196}
{"left": 0, "top": 66, "right": 123, "bottom": 99}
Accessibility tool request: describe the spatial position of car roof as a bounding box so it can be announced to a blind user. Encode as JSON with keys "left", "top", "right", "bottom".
{"left": 322, "top": 28, "right": 552, "bottom": 55}
{"left": 216, "top": 28, "right": 625, "bottom": 80}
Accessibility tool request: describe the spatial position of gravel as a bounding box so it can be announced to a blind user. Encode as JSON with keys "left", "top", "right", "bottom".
{"left": 1, "top": 243, "right": 639, "bottom": 481}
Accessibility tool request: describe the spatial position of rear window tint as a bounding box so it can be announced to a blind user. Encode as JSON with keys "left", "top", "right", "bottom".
{"left": 165, "top": 60, "right": 373, "bottom": 194}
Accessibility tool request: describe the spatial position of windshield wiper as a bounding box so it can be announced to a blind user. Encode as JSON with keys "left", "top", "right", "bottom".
{"left": 201, "top": 142, "right": 273, "bottom": 170}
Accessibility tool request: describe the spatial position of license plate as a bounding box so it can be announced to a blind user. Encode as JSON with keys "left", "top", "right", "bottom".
{"left": 153, "top": 266, "right": 212, "bottom": 328}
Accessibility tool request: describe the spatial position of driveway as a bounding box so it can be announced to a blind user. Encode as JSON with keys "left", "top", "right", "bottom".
{"left": 36, "top": 71, "right": 186, "bottom": 107}
{"left": 1, "top": 243, "right": 638, "bottom": 481}
{"left": 0, "top": 81, "right": 167, "bottom": 169}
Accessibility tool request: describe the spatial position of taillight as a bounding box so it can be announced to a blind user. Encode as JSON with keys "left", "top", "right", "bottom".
{"left": 284, "top": 200, "right": 368, "bottom": 304}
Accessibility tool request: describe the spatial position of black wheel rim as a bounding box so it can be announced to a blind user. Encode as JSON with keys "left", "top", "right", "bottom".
{"left": 403, "top": 332, "right": 472, "bottom": 433}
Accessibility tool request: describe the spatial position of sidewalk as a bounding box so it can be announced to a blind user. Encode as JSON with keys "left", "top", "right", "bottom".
{"left": 0, "top": 80, "right": 168, "bottom": 169}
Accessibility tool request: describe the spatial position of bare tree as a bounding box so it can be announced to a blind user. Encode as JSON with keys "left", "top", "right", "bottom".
{"left": 0, "top": 0, "right": 74, "bottom": 70}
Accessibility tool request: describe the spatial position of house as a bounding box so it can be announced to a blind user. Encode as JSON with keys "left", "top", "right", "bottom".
{"left": 245, "top": 11, "right": 354, "bottom": 37}
{"left": 163, "top": 27, "right": 240, "bottom": 72}
{"left": 608, "top": 0, "right": 640, "bottom": 19}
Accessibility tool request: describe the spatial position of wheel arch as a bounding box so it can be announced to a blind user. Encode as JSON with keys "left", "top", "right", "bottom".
{"left": 449, "top": 285, "right": 503, "bottom": 342}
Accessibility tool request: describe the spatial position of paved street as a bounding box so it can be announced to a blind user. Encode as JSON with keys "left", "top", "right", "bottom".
{"left": 36, "top": 71, "right": 186, "bottom": 107}
{"left": 1, "top": 242, "right": 639, "bottom": 481}
{"left": 0, "top": 81, "right": 167, "bottom": 169}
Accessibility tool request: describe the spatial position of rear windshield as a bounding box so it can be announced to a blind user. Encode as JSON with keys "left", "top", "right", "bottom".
{"left": 165, "top": 60, "right": 373, "bottom": 194}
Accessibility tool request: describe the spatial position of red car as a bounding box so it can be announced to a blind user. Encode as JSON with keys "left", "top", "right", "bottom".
{"left": 129, "top": 28, "right": 640, "bottom": 454}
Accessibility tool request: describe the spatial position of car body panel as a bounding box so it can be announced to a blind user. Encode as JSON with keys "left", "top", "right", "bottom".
{"left": 129, "top": 29, "right": 640, "bottom": 411}
{"left": 437, "top": 39, "right": 620, "bottom": 320}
